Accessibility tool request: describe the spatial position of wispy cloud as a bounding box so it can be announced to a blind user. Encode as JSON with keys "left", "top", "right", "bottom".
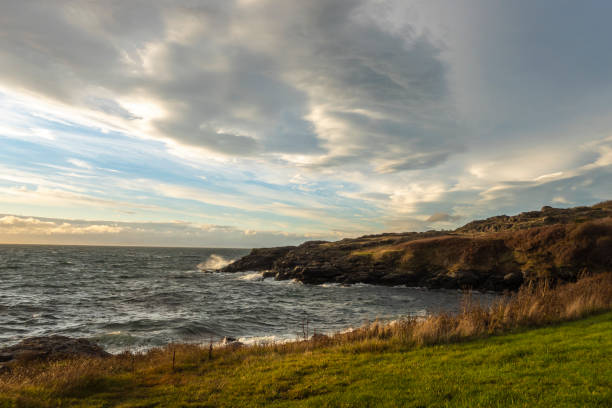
{"left": 67, "top": 158, "right": 93, "bottom": 170}
{"left": 0, "top": 1, "right": 612, "bottom": 245}
{"left": 0, "top": 214, "right": 330, "bottom": 247}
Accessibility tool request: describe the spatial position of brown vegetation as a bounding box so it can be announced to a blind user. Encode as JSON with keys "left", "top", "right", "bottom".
{"left": 221, "top": 202, "right": 612, "bottom": 290}
{"left": 456, "top": 200, "right": 612, "bottom": 233}
{"left": 338, "top": 271, "right": 612, "bottom": 346}
{"left": 2, "top": 273, "right": 611, "bottom": 395}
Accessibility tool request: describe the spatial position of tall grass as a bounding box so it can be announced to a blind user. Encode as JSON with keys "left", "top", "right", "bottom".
{"left": 2, "top": 273, "right": 612, "bottom": 396}
{"left": 342, "top": 272, "right": 612, "bottom": 346}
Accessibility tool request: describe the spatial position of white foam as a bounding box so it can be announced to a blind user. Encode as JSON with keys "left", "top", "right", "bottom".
{"left": 237, "top": 335, "right": 294, "bottom": 345}
{"left": 351, "top": 282, "right": 375, "bottom": 288}
{"left": 319, "top": 283, "right": 343, "bottom": 288}
{"left": 197, "top": 254, "right": 233, "bottom": 271}
{"left": 317, "top": 282, "right": 374, "bottom": 288}
{"left": 259, "top": 277, "right": 303, "bottom": 285}
{"left": 237, "top": 272, "right": 264, "bottom": 281}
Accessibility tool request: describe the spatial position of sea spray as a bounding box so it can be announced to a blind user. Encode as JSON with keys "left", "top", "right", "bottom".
{"left": 197, "top": 254, "right": 234, "bottom": 271}
{"left": 237, "top": 272, "right": 265, "bottom": 281}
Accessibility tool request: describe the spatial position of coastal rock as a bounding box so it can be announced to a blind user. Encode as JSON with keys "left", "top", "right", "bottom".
{"left": 220, "top": 246, "right": 296, "bottom": 272}
{"left": 456, "top": 201, "right": 612, "bottom": 234}
{"left": 221, "top": 202, "right": 612, "bottom": 291}
{"left": 221, "top": 336, "right": 243, "bottom": 349}
{"left": 0, "top": 336, "right": 110, "bottom": 366}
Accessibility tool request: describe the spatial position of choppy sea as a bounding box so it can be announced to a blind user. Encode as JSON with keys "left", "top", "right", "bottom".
{"left": 0, "top": 245, "right": 496, "bottom": 353}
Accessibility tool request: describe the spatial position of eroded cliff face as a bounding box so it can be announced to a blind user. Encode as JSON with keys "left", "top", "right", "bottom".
{"left": 220, "top": 246, "right": 296, "bottom": 272}
{"left": 221, "top": 202, "right": 612, "bottom": 291}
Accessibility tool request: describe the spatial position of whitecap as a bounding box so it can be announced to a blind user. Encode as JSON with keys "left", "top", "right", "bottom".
{"left": 196, "top": 254, "right": 234, "bottom": 271}
{"left": 351, "top": 282, "right": 375, "bottom": 288}
{"left": 318, "top": 282, "right": 374, "bottom": 288}
{"left": 259, "top": 277, "right": 303, "bottom": 285}
{"left": 319, "top": 283, "right": 343, "bottom": 288}
{"left": 237, "top": 272, "right": 264, "bottom": 281}
{"left": 237, "top": 335, "right": 294, "bottom": 345}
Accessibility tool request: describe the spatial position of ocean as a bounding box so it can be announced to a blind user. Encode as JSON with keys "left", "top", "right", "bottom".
{"left": 0, "top": 245, "right": 496, "bottom": 353}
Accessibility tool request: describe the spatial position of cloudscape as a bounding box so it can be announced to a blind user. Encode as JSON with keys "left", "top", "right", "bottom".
{"left": 1, "top": 0, "right": 612, "bottom": 246}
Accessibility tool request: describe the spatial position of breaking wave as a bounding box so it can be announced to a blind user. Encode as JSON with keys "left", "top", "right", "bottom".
{"left": 237, "top": 335, "right": 294, "bottom": 345}
{"left": 237, "top": 272, "right": 265, "bottom": 281}
{"left": 197, "top": 254, "right": 233, "bottom": 271}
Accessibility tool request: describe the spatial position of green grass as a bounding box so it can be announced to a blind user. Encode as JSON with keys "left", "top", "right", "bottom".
{"left": 2, "top": 312, "right": 612, "bottom": 407}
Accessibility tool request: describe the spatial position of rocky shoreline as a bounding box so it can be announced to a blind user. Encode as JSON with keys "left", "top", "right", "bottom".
{"left": 222, "top": 202, "right": 612, "bottom": 291}
{"left": 0, "top": 336, "right": 110, "bottom": 372}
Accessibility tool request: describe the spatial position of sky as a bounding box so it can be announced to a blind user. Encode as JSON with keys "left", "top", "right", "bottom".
{"left": 1, "top": 0, "right": 612, "bottom": 247}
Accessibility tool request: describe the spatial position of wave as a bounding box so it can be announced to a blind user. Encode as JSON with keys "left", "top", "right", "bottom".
{"left": 237, "top": 335, "right": 294, "bottom": 345}
{"left": 196, "top": 254, "right": 234, "bottom": 271}
{"left": 319, "top": 282, "right": 343, "bottom": 288}
{"left": 237, "top": 272, "right": 264, "bottom": 281}
{"left": 173, "top": 322, "right": 216, "bottom": 338}
{"left": 90, "top": 331, "right": 143, "bottom": 352}
{"left": 318, "top": 282, "right": 375, "bottom": 288}
{"left": 262, "top": 277, "right": 303, "bottom": 285}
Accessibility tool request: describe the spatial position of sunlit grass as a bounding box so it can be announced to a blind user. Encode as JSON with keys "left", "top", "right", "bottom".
{"left": 2, "top": 274, "right": 612, "bottom": 407}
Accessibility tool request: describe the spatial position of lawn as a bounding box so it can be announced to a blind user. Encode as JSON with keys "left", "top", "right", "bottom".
{"left": 2, "top": 311, "right": 611, "bottom": 407}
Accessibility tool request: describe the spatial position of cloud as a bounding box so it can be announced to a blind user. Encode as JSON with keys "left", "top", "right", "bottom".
{"left": 1, "top": 0, "right": 612, "bottom": 245}
{"left": 376, "top": 151, "right": 451, "bottom": 173}
{"left": 0, "top": 215, "right": 123, "bottom": 235}
{"left": 426, "top": 212, "right": 461, "bottom": 223}
{"left": 0, "top": 0, "right": 455, "bottom": 171}
{"left": 0, "top": 214, "right": 331, "bottom": 247}
{"left": 67, "top": 159, "right": 92, "bottom": 170}
{"left": 552, "top": 196, "right": 570, "bottom": 205}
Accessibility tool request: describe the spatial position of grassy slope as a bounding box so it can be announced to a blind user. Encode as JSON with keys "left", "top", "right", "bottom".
{"left": 229, "top": 202, "right": 612, "bottom": 289}
{"left": 4, "top": 312, "right": 612, "bottom": 408}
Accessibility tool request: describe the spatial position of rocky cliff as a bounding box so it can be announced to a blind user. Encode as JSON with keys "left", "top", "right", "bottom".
{"left": 221, "top": 202, "right": 612, "bottom": 291}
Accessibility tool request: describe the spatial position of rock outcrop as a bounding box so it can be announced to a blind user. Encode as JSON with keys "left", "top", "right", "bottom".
{"left": 0, "top": 336, "right": 110, "bottom": 369}
{"left": 221, "top": 246, "right": 296, "bottom": 272}
{"left": 221, "top": 202, "right": 612, "bottom": 291}
{"left": 456, "top": 201, "right": 612, "bottom": 233}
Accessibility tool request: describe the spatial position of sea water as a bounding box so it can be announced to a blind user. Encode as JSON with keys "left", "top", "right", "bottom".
{"left": 0, "top": 245, "right": 497, "bottom": 353}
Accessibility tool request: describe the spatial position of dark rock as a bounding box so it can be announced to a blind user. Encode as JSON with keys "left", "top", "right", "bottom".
{"left": 219, "top": 202, "right": 612, "bottom": 291}
{"left": 0, "top": 336, "right": 110, "bottom": 364}
{"left": 221, "top": 337, "right": 243, "bottom": 349}
{"left": 454, "top": 270, "right": 480, "bottom": 287}
{"left": 220, "top": 246, "right": 296, "bottom": 272}
{"left": 503, "top": 272, "right": 524, "bottom": 289}
{"left": 457, "top": 201, "right": 612, "bottom": 233}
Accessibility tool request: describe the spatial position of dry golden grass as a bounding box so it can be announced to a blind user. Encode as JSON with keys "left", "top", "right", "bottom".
{"left": 342, "top": 272, "right": 612, "bottom": 346}
{"left": 1, "top": 273, "right": 612, "bottom": 396}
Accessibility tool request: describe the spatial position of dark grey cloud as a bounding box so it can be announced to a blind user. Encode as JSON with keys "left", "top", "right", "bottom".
{"left": 3, "top": 0, "right": 611, "bottom": 238}
{"left": 86, "top": 96, "right": 140, "bottom": 120}
{"left": 450, "top": 0, "right": 612, "bottom": 142}
{"left": 0, "top": 1, "right": 164, "bottom": 100}
{"left": 0, "top": 0, "right": 455, "bottom": 170}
